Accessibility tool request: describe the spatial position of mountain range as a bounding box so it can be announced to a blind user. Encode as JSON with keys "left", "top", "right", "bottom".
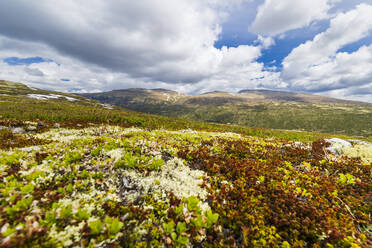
{"left": 81, "top": 88, "right": 372, "bottom": 137}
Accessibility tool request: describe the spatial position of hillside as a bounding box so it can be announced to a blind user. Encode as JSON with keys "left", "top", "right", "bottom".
{"left": 0, "top": 81, "right": 371, "bottom": 247}
{"left": 2, "top": 80, "right": 358, "bottom": 143}
{"left": 81, "top": 88, "right": 372, "bottom": 137}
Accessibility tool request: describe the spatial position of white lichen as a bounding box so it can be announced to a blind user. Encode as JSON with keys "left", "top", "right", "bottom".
{"left": 119, "top": 157, "right": 209, "bottom": 209}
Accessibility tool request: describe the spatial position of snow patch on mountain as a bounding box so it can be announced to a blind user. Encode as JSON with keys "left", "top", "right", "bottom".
{"left": 27, "top": 94, "right": 78, "bottom": 102}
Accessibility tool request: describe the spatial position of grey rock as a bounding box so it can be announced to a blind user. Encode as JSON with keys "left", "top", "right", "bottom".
{"left": 53, "top": 123, "right": 61, "bottom": 128}
{"left": 11, "top": 127, "right": 25, "bottom": 134}
{"left": 325, "top": 138, "right": 352, "bottom": 147}
{"left": 26, "top": 125, "right": 37, "bottom": 131}
{"left": 325, "top": 138, "right": 353, "bottom": 156}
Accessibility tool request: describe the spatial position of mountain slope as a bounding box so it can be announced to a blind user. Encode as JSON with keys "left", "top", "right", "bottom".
{"left": 0, "top": 80, "right": 347, "bottom": 142}
{"left": 81, "top": 88, "right": 372, "bottom": 137}
{"left": 0, "top": 81, "right": 371, "bottom": 247}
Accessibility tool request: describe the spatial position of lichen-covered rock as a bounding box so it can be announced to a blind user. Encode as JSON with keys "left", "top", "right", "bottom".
{"left": 26, "top": 125, "right": 37, "bottom": 131}
{"left": 342, "top": 144, "right": 372, "bottom": 162}
{"left": 324, "top": 137, "right": 372, "bottom": 162}
{"left": 325, "top": 138, "right": 352, "bottom": 155}
{"left": 11, "top": 127, "right": 25, "bottom": 134}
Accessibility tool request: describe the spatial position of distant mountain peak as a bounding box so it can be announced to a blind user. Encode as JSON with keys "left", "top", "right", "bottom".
{"left": 238, "top": 89, "right": 294, "bottom": 94}
{"left": 201, "top": 90, "right": 231, "bottom": 95}
{"left": 150, "top": 88, "right": 179, "bottom": 94}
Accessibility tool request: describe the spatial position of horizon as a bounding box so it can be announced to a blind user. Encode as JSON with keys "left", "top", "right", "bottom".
{"left": 0, "top": 1, "right": 372, "bottom": 103}
{"left": 5, "top": 79, "right": 369, "bottom": 104}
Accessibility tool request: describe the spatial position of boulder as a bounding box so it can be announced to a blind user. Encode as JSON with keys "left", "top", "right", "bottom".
{"left": 325, "top": 138, "right": 352, "bottom": 147}
{"left": 26, "top": 125, "right": 37, "bottom": 131}
{"left": 324, "top": 138, "right": 352, "bottom": 156}
{"left": 11, "top": 127, "right": 25, "bottom": 134}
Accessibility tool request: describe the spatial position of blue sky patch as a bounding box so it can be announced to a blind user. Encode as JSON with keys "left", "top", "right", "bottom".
{"left": 215, "top": 11, "right": 331, "bottom": 70}
{"left": 3, "top": 56, "right": 52, "bottom": 66}
{"left": 60, "top": 78, "right": 70, "bottom": 82}
{"left": 337, "top": 33, "right": 372, "bottom": 54}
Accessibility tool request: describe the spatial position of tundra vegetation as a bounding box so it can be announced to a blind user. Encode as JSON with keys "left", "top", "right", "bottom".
{"left": 0, "top": 81, "right": 371, "bottom": 247}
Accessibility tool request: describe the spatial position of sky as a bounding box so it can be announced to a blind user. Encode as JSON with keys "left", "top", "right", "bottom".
{"left": 0, "top": 0, "right": 372, "bottom": 102}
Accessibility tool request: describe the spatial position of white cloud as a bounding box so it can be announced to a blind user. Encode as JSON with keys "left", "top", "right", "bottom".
{"left": 0, "top": 0, "right": 231, "bottom": 84}
{"left": 250, "top": 0, "right": 337, "bottom": 36}
{"left": 255, "top": 35, "right": 275, "bottom": 49}
{"left": 0, "top": 0, "right": 370, "bottom": 103}
{"left": 282, "top": 3, "right": 372, "bottom": 100}
{"left": 316, "top": 83, "right": 372, "bottom": 103}
{"left": 0, "top": 34, "right": 282, "bottom": 95}
{"left": 0, "top": 0, "right": 283, "bottom": 94}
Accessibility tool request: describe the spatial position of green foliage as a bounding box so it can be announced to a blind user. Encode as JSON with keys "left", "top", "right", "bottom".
{"left": 0, "top": 152, "right": 22, "bottom": 166}
{"left": 148, "top": 158, "right": 165, "bottom": 171}
{"left": 44, "top": 212, "right": 57, "bottom": 227}
{"left": 258, "top": 175, "right": 265, "bottom": 183}
{"left": 64, "top": 151, "right": 83, "bottom": 164}
{"left": 162, "top": 221, "right": 175, "bottom": 234}
{"left": 66, "top": 183, "right": 74, "bottom": 194}
{"left": 105, "top": 216, "right": 124, "bottom": 235}
{"left": 6, "top": 197, "right": 33, "bottom": 216}
{"left": 174, "top": 204, "right": 184, "bottom": 216}
{"left": 338, "top": 173, "right": 358, "bottom": 185}
{"left": 79, "top": 169, "right": 90, "bottom": 179}
{"left": 60, "top": 204, "right": 73, "bottom": 219}
{"left": 89, "top": 219, "right": 103, "bottom": 235}
{"left": 76, "top": 208, "right": 91, "bottom": 221}
{"left": 115, "top": 153, "right": 138, "bottom": 169}
{"left": 20, "top": 184, "right": 34, "bottom": 195}
{"left": 92, "top": 172, "right": 104, "bottom": 180}
{"left": 186, "top": 196, "right": 200, "bottom": 213}
{"left": 90, "top": 146, "right": 102, "bottom": 157}
{"left": 175, "top": 236, "right": 189, "bottom": 246}
{"left": 191, "top": 215, "right": 205, "bottom": 229}
{"left": 171, "top": 222, "right": 189, "bottom": 247}
{"left": 176, "top": 222, "right": 187, "bottom": 234}
{"left": 205, "top": 209, "right": 219, "bottom": 228}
